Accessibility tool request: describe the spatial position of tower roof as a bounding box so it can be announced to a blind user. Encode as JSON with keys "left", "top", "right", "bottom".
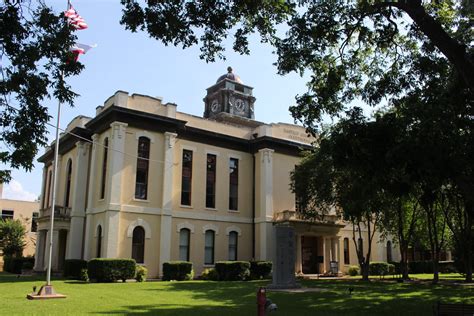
{"left": 216, "top": 66, "right": 243, "bottom": 84}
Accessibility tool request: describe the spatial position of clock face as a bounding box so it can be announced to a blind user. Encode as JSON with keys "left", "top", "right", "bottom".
{"left": 211, "top": 100, "right": 219, "bottom": 112}
{"left": 235, "top": 98, "right": 246, "bottom": 112}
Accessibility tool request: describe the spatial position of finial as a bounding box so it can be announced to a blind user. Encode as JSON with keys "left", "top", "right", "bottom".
{"left": 227, "top": 66, "right": 233, "bottom": 73}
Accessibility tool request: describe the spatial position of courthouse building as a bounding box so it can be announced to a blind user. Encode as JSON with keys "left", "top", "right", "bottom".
{"left": 33, "top": 68, "right": 399, "bottom": 277}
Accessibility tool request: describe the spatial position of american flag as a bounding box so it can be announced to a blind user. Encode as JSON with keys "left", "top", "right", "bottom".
{"left": 69, "top": 43, "right": 96, "bottom": 62}
{"left": 64, "top": 6, "right": 88, "bottom": 30}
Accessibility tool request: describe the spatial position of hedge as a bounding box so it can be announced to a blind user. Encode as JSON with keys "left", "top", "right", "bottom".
{"left": 408, "top": 261, "right": 457, "bottom": 274}
{"left": 3, "top": 256, "right": 34, "bottom": 274}
{"left": 369, "top": 262, "right": 395, "bottom": 276}
{"left": 249, "top": 261, "right": 272, "bottom": 279}
{"left": 87, "top": 258, "right": 136, "bottom": 282}
{"left": 214, "top": 261, "right": 250, "bottom": 281}
{"left": 162, "top": 261, "right": 194, "bottom": 281}
{"left": 348, "top": 266, "right": 359, "bottom": 276}
{"left": 64, "top": 259, "right": 88, "bottom": 279}
{"left": 135, "top": 265, "right": 147, "bottom": 282}
{"left": 201, "top": 268, "right": 219, "bottom": 280}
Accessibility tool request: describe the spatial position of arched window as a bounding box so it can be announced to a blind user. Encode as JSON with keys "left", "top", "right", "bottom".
{"left": 135, "top": 137, "right": 150, "bottom": 200}
{"left": 46, "top": 170, "right": 52, "bottom": 208}
{"left": 132, "top": 226, "right": 145, "bottom": 263}
{"left": 179, "top": 228, "right": 190, "bottom": 261}
{"left": 228, "top": 231, "right": 238, "bottom": 261}
{"left": 96, "top": 225, "right": 102, "bottom": 258}
{"left": 343, "top": 238, "right": 350, "bottom": 264}
{"left": 64, "top": 159, "right": 73, "bottom": 207}
{"left": 204, "top": 230, "right": 215, "bottom": 265}
{"left": 387, "top": 240, "right": 393, "bottom": 262}
{"left": 100, "top": 137, "right": 108, "bottom": 199}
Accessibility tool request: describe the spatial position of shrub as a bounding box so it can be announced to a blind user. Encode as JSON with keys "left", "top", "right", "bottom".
{"left": 249, "top": 261, "right": 272, "bottom": 280}
{"left": 22, "top": 256, "right": 35, "bottom": 270}
{"left": 80, "top": 268, "right": 89, "bottom": 282}
{"left": 64, "top": 259, "right": 88, "bottom": 279}
{"left": 439, "top": 261, "right": 457, "bottom": 273}
{"left": 214, "top": 261, "right": 250, "bottom": 281}
{"left": 135, "top": 265, "right": 147, "bottom": 282}
{"left": 162, "top": 261, "right": 193, "bottom": 281}
{"left": 3, "top": 256, "right": 34, "bottom": 274}
{"left": 87, "top": 258, "right": 136, "bottom": 282}
{"left": 201, "top": 268, "right": 219, "bottom": 280}
{"left": 369, "top": 262, "right": 391, "bottom": 276}
{"left": 348, "top": 266, "right": 359, "bottom": 276}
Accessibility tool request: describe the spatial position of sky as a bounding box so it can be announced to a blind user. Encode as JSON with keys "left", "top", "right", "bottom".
{"left": 2, "top": 0, "right": 365, "bottom": 201}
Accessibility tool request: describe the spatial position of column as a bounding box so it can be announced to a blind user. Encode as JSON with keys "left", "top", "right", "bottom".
{"left": 295, "top": 234, "right": 302, "bottom": 274}
{"left": 322, "top": 237, "right": 327, "bottom": 273}
{"left": 333, "top": 237, "right": 341, "bottom": 273}
{"left": 159, "top": 132, "right": 176, "bottom": 276}
{"left": 51, "top": 230, "right": 59, "bottom": 271}
{"left": 103, "top": 122, "right": 127, "bottom": 258}
{"left": 67, "top": 142, "right": 91, "bottom": 259}
{"left": 33, "top": 231, "right": 45, "bottom": 271}
{"left": 84, "top": 134, "right": 99, "bottom": 260}
{"left": 257, "top": 148, "right": 274, "bottom": 260}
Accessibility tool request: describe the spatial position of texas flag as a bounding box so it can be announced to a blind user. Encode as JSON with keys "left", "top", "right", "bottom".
{"left": 69, "top": 43, "right": 96, "bottom": 62}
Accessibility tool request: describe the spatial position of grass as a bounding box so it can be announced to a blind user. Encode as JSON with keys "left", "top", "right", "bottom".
{"left": 0, "top": 272, "right": 472, "bottom": 315}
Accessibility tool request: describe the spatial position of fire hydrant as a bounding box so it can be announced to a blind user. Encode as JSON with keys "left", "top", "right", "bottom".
{"left": 257, "top": 287, "right": 267, "bottom": 316}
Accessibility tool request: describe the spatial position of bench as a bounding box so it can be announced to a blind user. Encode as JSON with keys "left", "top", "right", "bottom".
{"left": 434, "top": 302, "right": 474, "bottom": 316}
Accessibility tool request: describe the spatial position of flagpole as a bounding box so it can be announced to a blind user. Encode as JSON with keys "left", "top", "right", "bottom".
{"left": 45, "top": 71, "right": 63, "bottom": 286}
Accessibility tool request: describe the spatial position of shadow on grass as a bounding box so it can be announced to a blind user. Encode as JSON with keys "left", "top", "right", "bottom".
{"left": 107, "top": 279, "right": 474, "bottom": 316}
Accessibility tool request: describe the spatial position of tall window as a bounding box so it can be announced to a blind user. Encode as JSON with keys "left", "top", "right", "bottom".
{"left": 358, "top": 238, "right": 364, "bottom": 257}
{"left": 387, "top": 240, "right": 393, "bottom": 262}
{"left": 46, "top": 170, "right": 52, "bottom": 207}
{"left": 206, "top": 154, "right": 216, "bottom": 208}
{"left": 135, "top": 137, "right": 150, "bottom": 200}
{"left": 204, "top": 230, "right": 215, "bottom": 265}
{"left": 1, "top": 210, "right": 14, "bottom": 221}
{"left": 96, "top": 225, "right": 102, "bottom": 258}
{"left": 228, "top": 231, "right": 238, "bottom": 261}
{"left": 31, "top": 212, "right": 39, "bottom": 232}
{"left": 132, "top": 226, "right": 145, "bottom": 263}
{"left": 179, "top": 228, "right": 190, "bottom": 261}
{"left": 100, "top": 137, "right": 109, "bottom": 199}
{"left": 229, "top": 158, "right": 239, "bottom": 210}
{"left": 294, "top": 165, "right": 303, "bottom": 213}
{"left": 181, "top": 150, "right": 193, "bottom": 206}
{"left": 343, "top": 238, "right": 350, "bottom": 264}
{"left": 64, "top": 159, "right": 72, "bottom": 207}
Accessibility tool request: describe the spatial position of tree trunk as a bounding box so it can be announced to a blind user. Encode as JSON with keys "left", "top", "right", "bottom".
{"left": 465, "top": 240, "right": 473, "bottom": 283}
{"left": 361, "top": 262, "right": 370, "bottom": 281}
{"left": 400, "top": 248, "right": 409, "bottom": 280}
{"left": 432, "top": 255, "right": 439, "bottom": 284}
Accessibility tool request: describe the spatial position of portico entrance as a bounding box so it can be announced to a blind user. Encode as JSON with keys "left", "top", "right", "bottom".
{"left": 301, "top": 236, "right": 320, "bottom": 274}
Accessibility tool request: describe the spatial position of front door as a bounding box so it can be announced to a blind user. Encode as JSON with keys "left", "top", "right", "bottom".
{"left": 302, "top": 236, "right": 319, "bottom": 274}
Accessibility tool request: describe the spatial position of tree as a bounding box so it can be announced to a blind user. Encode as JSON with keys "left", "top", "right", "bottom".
{"left": 0, "top": 219, "right": 26, "bottom": 257}
{"left": 0, "top": 1, "right": 82, "bottom": 182}
{"left": 121, "top": 1, "right": 473, "bottom": 131}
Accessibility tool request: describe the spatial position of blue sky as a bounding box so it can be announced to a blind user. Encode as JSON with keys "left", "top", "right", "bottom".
{"left": 3, "top": 1, "right": 368, "bottom": 200}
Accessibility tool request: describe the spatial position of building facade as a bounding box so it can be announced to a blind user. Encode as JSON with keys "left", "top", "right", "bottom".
{"left": 34, "top": 69, "right": 399, "bottom": 277}
{"left": 0, "top": 184, "right": 39, "bottom": 269}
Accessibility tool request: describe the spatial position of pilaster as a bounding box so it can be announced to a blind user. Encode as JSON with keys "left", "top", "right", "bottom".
{"left": 256, "top": 148, "right": 274, "bottom": 260}
{"left": 107, "top": 122, "right": 127, "bottom": 210}
{"left": 67, "top": 142, "right": 90, "bottom": 259}
{"left": 103, "top": 210, "right": 120, "bottom": 258}
{"left": 159, "top": 132, "right": 177, "bottom": 275}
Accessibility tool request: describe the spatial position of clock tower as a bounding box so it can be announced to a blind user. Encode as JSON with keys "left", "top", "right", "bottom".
{"left": 203, "top": 67, "right": 256, "bottom": 119}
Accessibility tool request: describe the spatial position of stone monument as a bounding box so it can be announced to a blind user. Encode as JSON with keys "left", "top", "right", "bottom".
{"left": 268, "top": 223, "right": 300, "bottom": 289}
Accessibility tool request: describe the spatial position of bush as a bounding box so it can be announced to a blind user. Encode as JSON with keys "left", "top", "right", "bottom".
{"left": 214, "top": 261, "right": 250, "bottom": 281}
{"left": 64, "top": 259, "right": 88, "bottom": 279}
{"left": 439, "top": 261, "right": 457, "bottom": 273}
{"left": 135, "top": 265, "right": 147, "bottom": 282}
{"left": 87, "top": 258, "right": 136, "bottom": 282}
{"left": 201, "top": 268, "right": 219, "bottom": 281}
{"left": 3, "top": 256, "right": 34, "bottom": 274}
{"left": 369, "top": 262, "right": 391, "bottom": 276}
{"left": 162, "top": 261, "right": 193, "bottom": 281}
{"left": 80, "top": 268, "right": 89, "bottom": 282}
{"left": 249, "top": 261, "right": 272, "bottom": 280}
{"left": 348, "top": 266, "right": 359, "bottom": 276}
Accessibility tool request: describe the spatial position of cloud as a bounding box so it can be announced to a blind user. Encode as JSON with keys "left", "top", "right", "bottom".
{"left": 2, "top": 180, "right": 38, "bottom": 202}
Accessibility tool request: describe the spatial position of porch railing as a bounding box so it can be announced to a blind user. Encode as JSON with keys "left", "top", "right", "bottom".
{"left": 39, "top": 206, "right": 71, "bottom": 220}
{"left": 273, "top": 210, "right": 340, "bottom": 224}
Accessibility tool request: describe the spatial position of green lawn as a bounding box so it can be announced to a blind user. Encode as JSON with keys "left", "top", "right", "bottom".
{"left": 0, "top": 272, "right": 472, "bottom": 315}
